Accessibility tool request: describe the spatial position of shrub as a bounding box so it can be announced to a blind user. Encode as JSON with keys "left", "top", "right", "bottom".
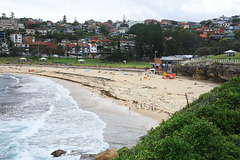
{"left": 118, "top": 75, "right": 240, "bottom": 159}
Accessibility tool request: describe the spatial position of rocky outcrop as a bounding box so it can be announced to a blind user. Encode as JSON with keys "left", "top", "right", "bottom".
{"left": 94, "top": 149, "right": 119, "bottom": 160}
{"left": 80, "top": 154, "right": 96, "bottom": 160}
{"left": 51, "top": 149, "right": 67, "bottom": 157}
{"left": 174, "top": 61, "right": 240, "bottom": 82}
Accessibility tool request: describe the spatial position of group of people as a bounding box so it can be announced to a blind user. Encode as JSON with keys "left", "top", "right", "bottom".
{"left": 129, "top": 103, "right": 155, "bottom": 114}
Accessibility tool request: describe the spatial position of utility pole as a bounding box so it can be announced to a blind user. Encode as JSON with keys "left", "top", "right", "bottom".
{"left": 185, "top": 93, "right": 190, "bottom": 108}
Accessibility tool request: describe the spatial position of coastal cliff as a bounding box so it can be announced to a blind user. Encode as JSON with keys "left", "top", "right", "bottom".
{"left": 173, "top": 61, "right": 240, "bottom": 82}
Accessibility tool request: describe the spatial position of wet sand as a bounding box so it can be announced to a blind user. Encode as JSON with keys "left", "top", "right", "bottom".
{"left": 52, "top": 78, "right": 158, "bottom": 149}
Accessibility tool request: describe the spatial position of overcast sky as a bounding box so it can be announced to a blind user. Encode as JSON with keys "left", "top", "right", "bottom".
{"left": 1, "top": 0, "right": 240, "bottom": 23}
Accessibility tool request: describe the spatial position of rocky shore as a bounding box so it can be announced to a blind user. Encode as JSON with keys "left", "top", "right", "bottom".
{"left": 174, "top": 61, "right": 240, "bottom": 82}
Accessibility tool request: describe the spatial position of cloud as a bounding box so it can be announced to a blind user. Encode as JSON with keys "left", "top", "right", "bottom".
{"left": 0, "top": 0, "right": 240, "bottom": 22}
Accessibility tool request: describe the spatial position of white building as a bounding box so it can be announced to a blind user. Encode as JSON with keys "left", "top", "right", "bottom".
{"left": 15, "top": 43, "right": 30, "bottom": 52}
{"left": 10, "top": 33, "right": 22, "bottom": 44}
{"left": 89, "top": 43, "right": 97, "bottom": 53}
{"left": 38, "top": 29, "right": 47, "bottom": 35}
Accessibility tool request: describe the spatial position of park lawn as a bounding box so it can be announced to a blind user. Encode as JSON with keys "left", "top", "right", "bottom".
{"left": 0, "top": 57, "right": 152, "bottom": 69}
{"left": 209, "top": 52, "right": 240, "bottom": 60}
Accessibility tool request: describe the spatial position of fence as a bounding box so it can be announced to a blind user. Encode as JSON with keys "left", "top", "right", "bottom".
{"left": 182, "top": 58, "right": 240, "bottom": 64}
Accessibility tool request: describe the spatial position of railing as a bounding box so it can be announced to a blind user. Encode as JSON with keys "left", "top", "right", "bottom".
{"left": 182, "top": 58, "right": 240, "bottom": 64}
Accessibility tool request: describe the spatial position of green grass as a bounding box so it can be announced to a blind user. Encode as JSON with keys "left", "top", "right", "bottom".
{"left": 209, "top": 52, "right": 240, "bottom": 60}
{"left": 0, "top": 57, "right": 152, "bottom": 69}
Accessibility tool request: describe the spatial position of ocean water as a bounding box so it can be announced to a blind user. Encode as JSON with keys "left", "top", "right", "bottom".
{"left": 0, "top": 74, "right": 109, "bottom": 160}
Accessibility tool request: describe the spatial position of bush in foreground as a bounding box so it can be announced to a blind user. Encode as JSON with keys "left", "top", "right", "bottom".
{"left": 117, "top": 75, "right": 240, "bottom": 160}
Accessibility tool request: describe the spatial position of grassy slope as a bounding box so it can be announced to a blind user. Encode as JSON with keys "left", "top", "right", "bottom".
{"left": 118, "top": 75, "right": 240, "bottom": 160}
{"left": 0, "top": 57, "right": 152, "bottom": 68}
{"left": 209, "top": 52, "right": 240, "bottom": 60}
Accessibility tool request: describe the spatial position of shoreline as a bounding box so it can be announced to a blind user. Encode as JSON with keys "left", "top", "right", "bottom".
{"left": 51, "top": 77, "right": 159, "bottom": 149}
{"left": 0, "top": 64, "right": 220, "bottom": 123}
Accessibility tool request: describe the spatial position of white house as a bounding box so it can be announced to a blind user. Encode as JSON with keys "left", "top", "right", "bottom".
{"left": 10, "top": 33, "right": 22, "bottom": 44}
{"left": 89, "top": 43, "right": 97, "bottom": 53}
{"left": 38, "top": 29, "right": 47, "bottom": 36}
{"left": 15, "top": 43, "right": 29, "bottom": 52}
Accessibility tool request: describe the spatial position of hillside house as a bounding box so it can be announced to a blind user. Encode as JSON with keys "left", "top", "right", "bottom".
{"left": 10, "top": 33, "right": 22, "bottom": 43}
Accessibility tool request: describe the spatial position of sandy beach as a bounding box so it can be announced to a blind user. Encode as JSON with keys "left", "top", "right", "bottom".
{"left": 0, "top": 64, "right": 220, "bottom": 124}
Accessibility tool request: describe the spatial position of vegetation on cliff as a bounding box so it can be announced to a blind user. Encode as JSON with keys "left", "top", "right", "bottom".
{"left": 117, "top": 75, "right": 240, "bottom": 160}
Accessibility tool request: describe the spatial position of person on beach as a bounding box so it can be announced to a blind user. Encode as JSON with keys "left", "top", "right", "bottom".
{"left": 129, "top": 107, "right": 131, "bottom": 114}
{"left": 141, "top": 103, "right": 142, "bottom": 109}
{"left": 152, "top": 105, "right": 154, "bottom": 111}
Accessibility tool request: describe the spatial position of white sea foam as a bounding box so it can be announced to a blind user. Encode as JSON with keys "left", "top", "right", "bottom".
{"left": 9, "top": 75, "right": 20, "bottom": 83}
{"left": 0, "top": 75, "right": 109, "bottom": 160}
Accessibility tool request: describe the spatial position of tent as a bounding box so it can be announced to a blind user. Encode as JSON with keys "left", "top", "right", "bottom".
{"left": 224, "top": 49, "right": 237, "bottom": 57}
{"left": 20, "top": 57, "right": 26, "bottom": 63}
{"left": 149, "top": 68, "right": 155, "bottom": 74}
{"left": 52, "top": 54, "right": 59, "bottom": 58}
{"left": 39, "top": 57, "right": 47, "bottom": 62}
{"left": 78, "top": 59, "right": 85, "bottom": 64}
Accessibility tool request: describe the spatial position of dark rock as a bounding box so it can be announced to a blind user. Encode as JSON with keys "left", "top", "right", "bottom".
{"left": 51, "top": 149, "right": 67, "bottom": 157}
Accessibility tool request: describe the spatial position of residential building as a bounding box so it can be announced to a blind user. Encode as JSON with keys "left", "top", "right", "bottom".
{"left": 15, "top": 43, "right": 30, "bottom": 52}
{"left": 95, "top": 26, "right": 101, "bottom": 34}
{"left": 38, "top": 29, "right": 47, "bottom": 35}
{"left": 115, "top": 20, "right": 123, "bottom": 28}
{"left": 179, "top": 22, "right": 190, "bottom": 29}
{"left": 82, "top": 25, "right": 88, "bottom": 32}
{"left": 224, "top": 32, "right": 235, "bottom": 40}
{"left": 212, "top": 21, "right": 231, "bottom": 27}
{"left": 89, "top": 43, "right": 98, "bottom": 53}
{"left": 144, "top": 19, "right": 158, "bottom": 25}
{"left": 26, "top": 21, "right": 37, "bottom": 29}
{"left": 120, "top": 41, "right": 135, "bottom": 51}
{"left": 77, "top": 42, "right": 90, "bottom": 53}
{"left": 29, "top": 41, "right": 57, "bottom": 55}
{"left": 23, "top": 36, "right": 35, "bottom": 44}
{"left": 26, "top": 29, "right": 36, "bottom": 35}
{"left": 10, "top": 33, "right": 22, "bottom": 43}
{"left": 118, "top": 27, "right": 129, "bottom": 34}
{"left": 0, "top": 31, "right": 7, "bottom": 43}
{"left": 198, "top": 27, "right": 224, "bottom": 35}
{"left": 0, "top": 19, "right": 15, "bottom": 30}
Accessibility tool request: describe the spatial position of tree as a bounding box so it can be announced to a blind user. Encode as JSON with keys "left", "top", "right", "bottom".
{"left": 63, "top": 15, "right": 67, "bottom": 23}
{"left": 72, "top": 17, "right": 79, "bottom": 26}
{"left": 99, "top": 25, "right": 109, "bottom": 36}
{"left": 107, "top": 20, "right": 113, "bottom": 24}
{"left": 65, "top": 45, "right": 71, "bottom": 57}
{"left": 57, "top": 45, "right": 64, "bottom": 56}
{"left": 11, "top": 12, "right": 14, "bottom": 19}
{"left": 10, "top": 46, "right": 24, "bottom": 57}
{"left": 129, "top": 23, "right": 164, "bottom": 60}
{"left": 195, "top": 47, "right": 210, "bottom": 57}
{"left": 2, "top": 12, "right": 6, "bottom": 19}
